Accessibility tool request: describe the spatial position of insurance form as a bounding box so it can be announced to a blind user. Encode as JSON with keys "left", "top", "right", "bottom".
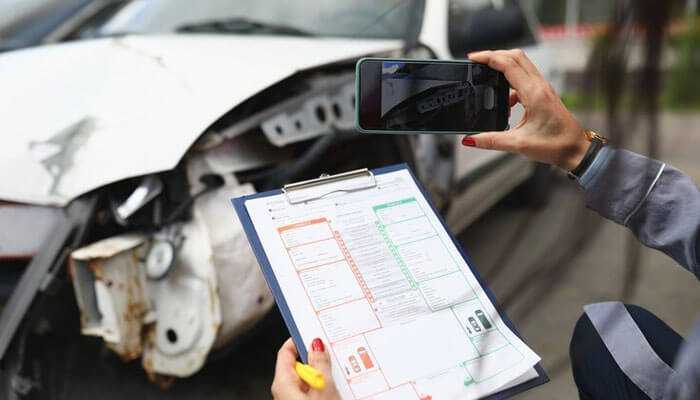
{"left": 238, "top": 167, "right": 543, "bottom": 400}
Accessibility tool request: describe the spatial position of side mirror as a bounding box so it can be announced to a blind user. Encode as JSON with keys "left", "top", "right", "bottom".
{"left": 449, "top": 5, "right": 530, "bottom": 53}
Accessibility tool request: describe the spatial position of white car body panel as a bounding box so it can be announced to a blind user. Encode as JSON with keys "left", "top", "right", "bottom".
{"left": 419, "top": 0, "right": 452, "bottom": 59}
{"left": 0, "top": 35, "right": 401, "bottom": 206}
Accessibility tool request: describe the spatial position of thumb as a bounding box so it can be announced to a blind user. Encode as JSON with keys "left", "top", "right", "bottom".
{"left": 307, "top": 338, "right": 332, "bottom": 379}
{"left": 462, "top": 131, "right": 520, "bottom": 152}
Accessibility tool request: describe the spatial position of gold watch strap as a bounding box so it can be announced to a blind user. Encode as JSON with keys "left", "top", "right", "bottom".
{"left": 584, "top": 129, "right": 609, "bottom": 145}
{"left": 568, "top": 129, "right": 608, "bottom": 180}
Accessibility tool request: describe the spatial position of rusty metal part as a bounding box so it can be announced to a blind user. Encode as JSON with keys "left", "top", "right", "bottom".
{"left": 69, "top": 224, "right": 223, "bottom": 380}
{"left": 67, "top": 158, "right": 272, "bottom": 382}
{"left": 70, "top": 234, "right": 151, "bottom": 361}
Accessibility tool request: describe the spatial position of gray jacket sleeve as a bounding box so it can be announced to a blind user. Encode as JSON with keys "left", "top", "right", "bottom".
{"left": 581, "top": 147, "right": 700, "bottom": 399}
{"left": 665, "top": 318, "right": 700, "bottom": 400}
{"left": 582, "top": 147, "right": 700, "bottom": 279}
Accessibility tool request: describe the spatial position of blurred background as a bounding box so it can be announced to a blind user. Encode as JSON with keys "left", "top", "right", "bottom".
{"left": 0, "top": 1, "right": 698, "bottom": 399}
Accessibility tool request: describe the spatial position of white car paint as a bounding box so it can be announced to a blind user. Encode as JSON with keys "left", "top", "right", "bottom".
{"left": 419, "top": 0, "right": 452, "bottom": 59}
{"left": 0, "top": 34, "right": 401, "bottom": 206}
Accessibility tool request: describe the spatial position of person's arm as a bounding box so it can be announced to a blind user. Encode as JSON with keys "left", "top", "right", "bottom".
{"left": 666, "top": 318, "right": 700, "bottom": 400}
{"left": 581, "top": 147, "right": 700, "bottom": 278}
{"left": 464, "top": 49, "right": 699, "bottom": 278}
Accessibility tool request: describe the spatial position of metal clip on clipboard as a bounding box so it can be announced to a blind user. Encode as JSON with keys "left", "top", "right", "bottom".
{"left": 282, "top": 168, "right": 377, "bottom": 204}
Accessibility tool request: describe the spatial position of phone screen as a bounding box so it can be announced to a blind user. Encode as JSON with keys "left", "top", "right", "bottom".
{"left": 358, "top": 59, "right": 509, "bottom": 133}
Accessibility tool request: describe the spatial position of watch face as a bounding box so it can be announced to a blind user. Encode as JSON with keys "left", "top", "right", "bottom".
{"left": 146, "top": 240, "right": 175, "bottom": 280}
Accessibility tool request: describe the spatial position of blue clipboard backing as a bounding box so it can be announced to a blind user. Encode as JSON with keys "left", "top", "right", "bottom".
{"left": 232, "top": 163, "right": 548, "bottom": 399}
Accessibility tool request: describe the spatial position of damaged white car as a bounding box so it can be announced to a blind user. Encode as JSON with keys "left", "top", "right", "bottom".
{"left": 0, "top": 0, "right": 553, "bottom": 396}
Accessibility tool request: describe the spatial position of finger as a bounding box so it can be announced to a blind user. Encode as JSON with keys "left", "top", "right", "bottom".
{"left": 470, "top": 49, "right": 540, "bottom": 80}
{"left": 509, "top": 89, "right": 520, "bottom": 108}
{"left": 467, "top": 50, "right": 493, "bottom": 64}
{"left": 468, "top": 50, "right": 534, "bottom": 98}
{"left": 462, "top": 130, "right": 521, "bottom": 153}
{"left": 274, "top": 338, "right": 303, "bottom": 384}
{"left": 506, "top": 48, "right": 543, "bottom": 79}
{"left": 307, "top": 338, "right": 332, "bottom": 379}
{"left": 272, "top": 338, "right": 306, "bottom": 399}
{"left": 276, "top": 338, "right": 299, "bottom": 373}
{"left": 467, "top": 50, "right": 489, "bottom": 59}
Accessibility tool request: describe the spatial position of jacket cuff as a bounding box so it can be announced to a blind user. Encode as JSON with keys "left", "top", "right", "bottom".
{"left": 583, "top": 148, "right": 665, "bottom": 226}
{"left": 579, "top": 146, "right": 613, "bottom": 188}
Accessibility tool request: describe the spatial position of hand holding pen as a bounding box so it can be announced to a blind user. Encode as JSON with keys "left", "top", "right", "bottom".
{"left": 272, "top": 338, "right": 341, "bottom": 400}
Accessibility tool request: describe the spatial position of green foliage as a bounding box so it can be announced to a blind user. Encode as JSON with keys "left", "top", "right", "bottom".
{"left": 564, "top": 19, "right": 700, "bottom": 112}
{"left": 561, "top": 92, "right": 603, "bottom": 110}
{"left": 664, "top": 21, "right": 700, "bottom": 109}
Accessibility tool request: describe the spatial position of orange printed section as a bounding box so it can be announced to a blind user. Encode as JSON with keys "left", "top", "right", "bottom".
{"left": 277, "top": 217, "right": 327, "bottom": 233}
{"left": 335, "top": 230, "right": 374, "bottom": 303}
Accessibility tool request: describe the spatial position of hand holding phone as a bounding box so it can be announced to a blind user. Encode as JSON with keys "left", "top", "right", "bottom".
{"left": 463, "top": 49, "right": 590, "bottom": 171}
{"left": 356, "top": 58, "right": 510, "bottom": 134}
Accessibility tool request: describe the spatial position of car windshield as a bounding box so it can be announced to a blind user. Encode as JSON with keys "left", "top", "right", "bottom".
{"left": 75, "top": 0, "right": 420, "bottom": 40}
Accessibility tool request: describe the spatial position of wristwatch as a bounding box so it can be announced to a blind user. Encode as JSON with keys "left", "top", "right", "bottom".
{"left": 567, "top": 129, "right": 609, "bottom": 180}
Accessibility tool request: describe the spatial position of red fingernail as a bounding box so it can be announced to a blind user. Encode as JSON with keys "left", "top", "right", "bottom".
{"left": 311, "top": 338, "right": 324, "bottom": 352}
{"left": 462, "top": 137, "right": 476, "bottom": 147}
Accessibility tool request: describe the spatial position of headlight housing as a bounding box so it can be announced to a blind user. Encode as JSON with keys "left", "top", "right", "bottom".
{"left": 215, "top": 73, "right": 357, "bottom": 147}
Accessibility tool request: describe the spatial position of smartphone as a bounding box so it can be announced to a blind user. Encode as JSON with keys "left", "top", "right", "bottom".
{"left": 356, "top": 58, "right": 509, "bottom": 134}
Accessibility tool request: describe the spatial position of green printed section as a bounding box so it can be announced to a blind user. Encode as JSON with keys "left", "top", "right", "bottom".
{"left": 372, "top": 197, "right": 417, "bottom": 212}
{"left": 373, "top": 197, "right": 421, "bottom": 288}
{"left": 462, "top": 370, "right": 475, "bottom": 387}
{"left": 376, "top": 221, "right": 417, "bottom": 288}
{"left": 457, "top": 361, "right": 476, "bottom": 386}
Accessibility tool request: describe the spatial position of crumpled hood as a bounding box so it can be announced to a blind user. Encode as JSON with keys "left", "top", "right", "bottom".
{"left": 0, "top": 34, "right": 401, "bottom": 206}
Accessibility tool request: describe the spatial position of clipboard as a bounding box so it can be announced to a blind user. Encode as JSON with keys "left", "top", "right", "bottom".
{"left": 232, "top": 164, "right": 548, "bottom": 399}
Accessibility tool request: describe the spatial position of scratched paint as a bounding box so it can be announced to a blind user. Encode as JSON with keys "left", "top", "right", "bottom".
{"left": 28, "top": 117, "right": 95, "bottom": 195}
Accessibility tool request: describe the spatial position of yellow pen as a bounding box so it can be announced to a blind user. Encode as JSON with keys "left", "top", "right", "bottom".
{"left": 295, "top": 361, "right": 326, "bottom": 390}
